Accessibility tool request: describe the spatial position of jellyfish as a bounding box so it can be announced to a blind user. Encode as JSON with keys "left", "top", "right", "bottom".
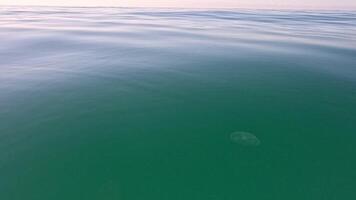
{"left": 230, "top": 131, "right": 260, "bottom": 146}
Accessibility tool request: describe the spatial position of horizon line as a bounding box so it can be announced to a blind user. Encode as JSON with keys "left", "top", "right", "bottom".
{"left": 1, "top": 4, "right": 356, "bottom": 11}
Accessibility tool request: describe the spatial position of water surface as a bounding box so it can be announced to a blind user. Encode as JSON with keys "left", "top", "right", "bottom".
{"left": 1, "top": 6, "right": 356, "bottom": 200}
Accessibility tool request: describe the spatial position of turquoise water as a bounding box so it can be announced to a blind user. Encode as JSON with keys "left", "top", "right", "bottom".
{"left": 1, "top": 6, "right": 356, "bottom": 199}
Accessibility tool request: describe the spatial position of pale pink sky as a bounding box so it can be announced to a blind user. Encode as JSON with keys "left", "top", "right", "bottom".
{"left": 1, "top": 0, "right": 355, "bottom": 9}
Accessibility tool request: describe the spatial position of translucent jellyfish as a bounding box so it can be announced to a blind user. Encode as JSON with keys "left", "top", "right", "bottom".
{"left": 230, "top": 131, "right": 260, "bottom": 146}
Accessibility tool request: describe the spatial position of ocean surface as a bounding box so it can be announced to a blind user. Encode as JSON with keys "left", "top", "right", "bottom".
{"left": 1, "top": 6, "right": 356, "bottom": 200}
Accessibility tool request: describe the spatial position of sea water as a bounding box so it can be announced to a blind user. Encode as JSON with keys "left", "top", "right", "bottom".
{"left": 1, "top": 6, "right": 356, "bottom": 200}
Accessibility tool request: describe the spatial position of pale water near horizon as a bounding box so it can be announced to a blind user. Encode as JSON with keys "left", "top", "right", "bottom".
{"left": 1, "top": 6, "right": 356, "bottom": 200}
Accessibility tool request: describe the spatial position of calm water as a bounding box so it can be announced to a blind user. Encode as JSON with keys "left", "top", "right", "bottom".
{"left": 1, "top": 6, "right": 356, "bottom": 200}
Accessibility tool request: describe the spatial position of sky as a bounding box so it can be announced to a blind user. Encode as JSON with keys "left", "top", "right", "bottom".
{"left": 0, "top": 0, "right": 355, "bottom": 9}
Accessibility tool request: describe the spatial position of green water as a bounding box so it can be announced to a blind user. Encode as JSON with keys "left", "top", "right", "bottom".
{"left": 1, "top": 7, "right": 356, "bottom": 199}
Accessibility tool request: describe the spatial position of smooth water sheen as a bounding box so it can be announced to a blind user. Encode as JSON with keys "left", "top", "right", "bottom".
{"left": 1, "top": 6, "right": 356, "bottom": 200}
